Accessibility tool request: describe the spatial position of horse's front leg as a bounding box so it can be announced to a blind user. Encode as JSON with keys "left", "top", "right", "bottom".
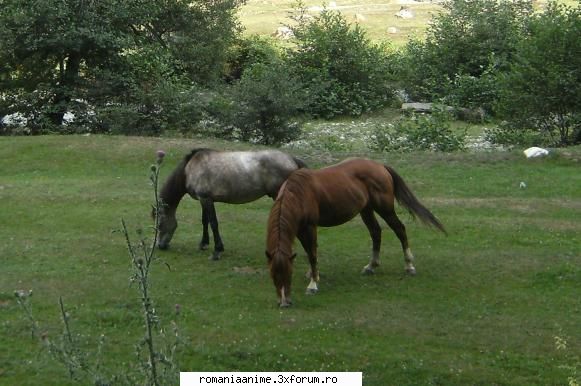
{"left": 298, "top": 225, "right": 319, "bottom": 294}
{"left": 199, "top": 202, "right": 210, "bottom": 251}
{"left": 200, "top": 198, "right": 224, "bottom": 260}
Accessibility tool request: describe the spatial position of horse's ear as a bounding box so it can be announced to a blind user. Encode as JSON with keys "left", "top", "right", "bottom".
{"left": 290, "top": 252, "right": 297, "bottom": 261}
{"left": 265, "top": 251, "right": 273, "bottom": 261}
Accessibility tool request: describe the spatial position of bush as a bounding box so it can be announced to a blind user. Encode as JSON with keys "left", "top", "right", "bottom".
{"left": 371, "top": 110, "right": 466, "bottom": 152}
{"left": 224, "top": 35, "right": 282, "bottom": 82}
{"left": 397, "top": 0, "right": 532, "bottom": 110}
{"left": 287, "top": 3, "right": 395, "bottom": 118}
{"left": 224, "top": 63, "right": 305, "bottom": 145}
{"left": 495, "top": 2, "right": 581, "bottom": 146}
{"left": 484, "top": 123, "right": 550, "bottom": 148}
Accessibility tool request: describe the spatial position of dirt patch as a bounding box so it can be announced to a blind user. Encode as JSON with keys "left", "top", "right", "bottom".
{"left": 233, "top": 266, "right": 263, "bottom": 275}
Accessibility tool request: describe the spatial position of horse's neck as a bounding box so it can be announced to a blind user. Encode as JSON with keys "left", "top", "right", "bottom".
{"left": 268, "top": 199, "right": 301, "bottom": 255}
{"left": 160, "top": 166, "right": 187, "bottom": 210}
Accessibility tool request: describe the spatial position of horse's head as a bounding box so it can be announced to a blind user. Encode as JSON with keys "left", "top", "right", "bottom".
{"left": 266, "top": 250, "right": 296, "bottom": 308}
{"left": 154, "top": 206, "right": 177, "bottom": 250}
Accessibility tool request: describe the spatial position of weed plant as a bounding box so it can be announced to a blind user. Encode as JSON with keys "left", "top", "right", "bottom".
{"left": 14, "top": 150, "right": 179, "bottom": 385}
{"left": 371, "top": 109, "right": 466, "bottom": 152}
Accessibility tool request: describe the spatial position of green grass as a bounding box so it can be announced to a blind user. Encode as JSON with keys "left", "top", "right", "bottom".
{"left": 1, "top": 135, "right": 580, "bottom": 385}
{"left": 240, "top": 0, "right": 580, "bottom": 46}
{"left": 240, "top": 0, "right": 442, "bottom": 46}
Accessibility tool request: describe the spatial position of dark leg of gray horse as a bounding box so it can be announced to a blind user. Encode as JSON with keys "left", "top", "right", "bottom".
{"left": 201, "top": 198, "right": 224, "bottom": 260}
{"left": 199, "top": 204, "right": 210, "bottom": 251}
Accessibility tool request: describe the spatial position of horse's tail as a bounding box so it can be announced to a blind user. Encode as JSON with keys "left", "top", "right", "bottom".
{"left": 385, "top": 165, "right": 447, "bottom": 235}
{"left": 292, "top": 156, "right": 308, "bottom": 169}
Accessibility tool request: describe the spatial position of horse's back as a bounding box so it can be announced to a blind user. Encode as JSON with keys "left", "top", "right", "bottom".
{"left": 184, "top": 149, "right": 300, "bottom": 203}
{"left": 290, "top": 158, "right": 397, "bottom": 225}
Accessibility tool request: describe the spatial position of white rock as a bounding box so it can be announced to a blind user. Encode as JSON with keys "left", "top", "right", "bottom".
{"left": 523, "top": 147, "right": 549, "bottom": 158}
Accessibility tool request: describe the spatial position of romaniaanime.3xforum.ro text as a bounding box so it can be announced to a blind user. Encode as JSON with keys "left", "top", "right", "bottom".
{"left": 180, "top": 372, "right": 362, "bottom": 386}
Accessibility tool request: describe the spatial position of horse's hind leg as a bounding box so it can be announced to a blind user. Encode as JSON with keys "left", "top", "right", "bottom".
{"left": 377, "top": 208, "right": 416, "bottom": 275}
{"left": 360, "top": 208, "right": 382, "bottom": 275}
{"left": 199, "top": 203, "right": 210, "bottom": 250}
{"left": 201, "top": 198, "right": 224, "bottom": 260}
{"left": 297, "top": 225, "right": 319, "bottom": 294}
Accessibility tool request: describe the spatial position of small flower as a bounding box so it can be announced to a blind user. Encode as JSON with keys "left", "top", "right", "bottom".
{"left": 156, "top": 150, "right": 166, "bottom": 164}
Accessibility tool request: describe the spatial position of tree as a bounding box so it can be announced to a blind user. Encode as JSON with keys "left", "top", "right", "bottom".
{"left": 227, "top": 62, "right": 305, "bottom": 145}
{"left": 0, "top": 0, "right": 245, "bottom": 134}
{"left": 0, "top": 0, "right": 133, "bottom": 131}
{"left": 287, "top": 2, "right": 394, "bottom": 118}
{"left": 397, "top": 0, "right": 532, "bottom": 111}
{"left": 495, "top": 2, "right": 581, "bottom": 146}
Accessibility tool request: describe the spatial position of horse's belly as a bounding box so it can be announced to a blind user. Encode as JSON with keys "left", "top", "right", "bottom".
{"left": 317, "top": 207, "right": 359, "bottom": 227}
{"left": 213, "top": 189, "right": 265, "bottom": 204}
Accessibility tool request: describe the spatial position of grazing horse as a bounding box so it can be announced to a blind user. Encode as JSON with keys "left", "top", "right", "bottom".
{"left": 157, "top": 148, "right": 306, "bottom": 260}
{"left": 265, "top": 158, "right": 446, "bottom": 307}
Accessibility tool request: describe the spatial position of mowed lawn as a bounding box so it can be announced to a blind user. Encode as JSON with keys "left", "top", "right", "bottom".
{"left": 0, "top": 135, "right": 579, "bottom": 385}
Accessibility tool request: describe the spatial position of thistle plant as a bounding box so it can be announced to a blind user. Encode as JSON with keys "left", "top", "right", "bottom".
{"left": 15, "top": 291, "right": 110, "bottom": 385}
{"left": 121, "top": 149, "right": 179, "bottom": 386}
{"left": 15, "top": 150, "right": 179, "bottom": 385}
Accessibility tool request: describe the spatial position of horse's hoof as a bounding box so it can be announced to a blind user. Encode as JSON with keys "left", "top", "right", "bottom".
{"left": 209, "top": 252, "right": 222, "bottom": 261}
{"left": 361, "top": 267, "right": 375, "bottom": 275}
{"left": 305, "top": 287, "right": 318, "bottom": 295}
{"left": 199, "top": 243, "right": 209, "bottom": 251}
{"left": 406, "top": 267, "right": 417, "bottom": 276}
{"left": 279, "top": 300, "right": 293, "bottom": 308}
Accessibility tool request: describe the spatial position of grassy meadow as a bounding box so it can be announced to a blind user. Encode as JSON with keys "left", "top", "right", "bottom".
{"left": 0, "top": 135, "right": 579, "bottom": 385}
{"left": 240, "top": 0, "right": 580, "bottom": 45}
{"left": 240, "top": 0, "right": 442, "bottom": 45}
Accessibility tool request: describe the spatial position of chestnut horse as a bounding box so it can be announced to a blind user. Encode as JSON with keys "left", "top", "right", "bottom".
{"left": 266, "top": 158, "right": 446, "bottom": 307}
{"left": 157, "top": 148, "right": 306, "bottom": 260}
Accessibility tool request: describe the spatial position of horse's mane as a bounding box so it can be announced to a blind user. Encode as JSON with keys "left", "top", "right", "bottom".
{"left": 267, "top": 170, "right": 312, "bottom": 255}
{"left": 160, "top": 148, "right": 213, "bottom": 208}
{"left": 184, "top": 148, "right": 214, "bottom": 162}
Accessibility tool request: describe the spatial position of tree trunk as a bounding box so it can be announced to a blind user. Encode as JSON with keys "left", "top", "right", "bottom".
{"left": 49, "top": 52, "right": 81, "bottom": 126}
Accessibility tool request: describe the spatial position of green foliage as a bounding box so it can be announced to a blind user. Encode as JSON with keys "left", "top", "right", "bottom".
{"left": 225, "top": 63, "right": 305, "bottom": 145}
{"left": 0, "top": 0, "right": 245, "bottom": 133}
{"left": 484, "top": 123, "right": 550, "bottom": 148}
{"left": 397, "top": 0, "right": 532, "bottom": 110}
{"left": 495, "top": 2, "right": 581, "bottom": 146}
{"left": 371, "top": 110, "right": 466, "bottom": 152}
{"left": 287, "top": 2, "right": 395, "bottom": 118}
{"left": 225, "top": 35, "right": 282, "bottom": 82}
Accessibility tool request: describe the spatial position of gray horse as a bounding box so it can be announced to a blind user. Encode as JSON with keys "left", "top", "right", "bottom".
{"left": 156, "top": 148, "right": 306, "bottom": 259}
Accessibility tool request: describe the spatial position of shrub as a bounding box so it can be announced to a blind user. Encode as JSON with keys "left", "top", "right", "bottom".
{"left": 484, "top": 123, "right": 550, "bottom": 148}
{"left": 224, "top": 35, "right": 282, "bottom": 82}
{"left": 371, "top": 110, "right": 466, "bottom": 152}
{"left": 225, "top": 63, "right": 305, "bottom": 145}
{"left": 495, "top": 2, "right": 581, "bottom": 146}
{"left": 287, "top": 2, "right": 395, "bottom": 118}
{"left": 397, "top": 0, "right": 532, "bottom": 110}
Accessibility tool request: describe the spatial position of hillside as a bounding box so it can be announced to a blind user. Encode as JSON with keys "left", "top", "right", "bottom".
{"left": 239, "top": 0, "right": 576, "bottom": 45}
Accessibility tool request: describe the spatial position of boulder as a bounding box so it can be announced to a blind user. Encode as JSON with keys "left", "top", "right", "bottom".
{"left": 273, "top": 26, "right": 294, "bottom": 39}
{"left": 395, "top": 6, "right": 414, "bottom": 19}
{"left": 523, "top": 147, "right": 549, "bottom": 158}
